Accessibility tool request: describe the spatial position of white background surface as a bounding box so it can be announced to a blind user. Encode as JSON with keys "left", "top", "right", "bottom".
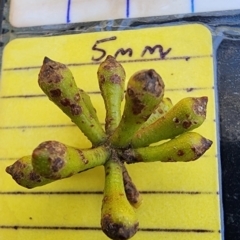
{"left": 9, "top": 0, "right": 240, "bottom": 28}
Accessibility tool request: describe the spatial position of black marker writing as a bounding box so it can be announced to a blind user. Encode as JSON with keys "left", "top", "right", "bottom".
{"left": 114, "top": 48, "right": 133, "bottom": 58}
{"left": 92, "top": 36, "right": 117, "bottom": 61}
{"left": 91, "top": 37, "right": 172, "bottom": 61}
{"left": 142, "top": 45, "right": 172, "bottom": 59}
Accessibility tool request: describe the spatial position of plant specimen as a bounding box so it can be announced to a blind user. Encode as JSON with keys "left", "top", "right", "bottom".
{"left": 6, "top": 56, "right": 212, "bottom": 240}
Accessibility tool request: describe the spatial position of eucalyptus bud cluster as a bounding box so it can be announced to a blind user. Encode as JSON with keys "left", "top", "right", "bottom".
{"left": 6, "top": 56, "right": 212, "bottom": 240}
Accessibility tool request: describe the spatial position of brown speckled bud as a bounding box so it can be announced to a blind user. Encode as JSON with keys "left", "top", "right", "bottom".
{"left": 101, "top": 156, "right": 139, "bottom": 239}
{"left": 110, "top": 69, "right": 165, "bottom": 148}
{"left": 123, "top": 132, "right": 212, "bottom": 163}
{"left": 140, "top": 97, "right": 173, "bottom": 129}
{"left": 131, "top": 96, "right": 208, "bottom": 147}
{"left": 32, "top": 141, "right": 110, "bottom": 180}
{"left": 5, "top": 156, "right": 54, "bottom": 189}
{"left": 98, "top": 55, "right": 126, "bottom": 134}
{"left": 38, "top": 57, "right": 106, "bottom": 146}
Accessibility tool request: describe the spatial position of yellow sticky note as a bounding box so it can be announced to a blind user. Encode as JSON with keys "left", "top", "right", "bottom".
{"left": 0, "top": 24, "right": 222, "bottom": 240}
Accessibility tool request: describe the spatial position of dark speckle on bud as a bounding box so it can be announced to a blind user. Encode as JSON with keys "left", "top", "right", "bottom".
{"left": 51, "top": 157, "right": 65, "bottom": 172}
{"left": 110, "top": 74, "right": 121, "bottom": 84}
{"left": 102, "top": 55, "right": 123, "bottom": 71}
{"left": 77, "top": 150, "right": 89, "bottom": 164}
{"left": 43, "top": 56, "right": 53, "bottom": 64}
{"left": 191, "top": 138, "right": 213, "bottom": 159}
{"left": 101, "top": 214, "right": 139, "bottom": 240}
{"left": 193, "top": 97, "right": 208, "bottom": 116}
{"left": 60, "top": 98, "right": 71, "bottom": 106}
{"left": 182, "top": 120, "right": 192, "bottom": 129}
{"left": 173, "top": 117, "right": 180, "bottom": 124}
{"left": 5, "top": 161, "right": 25, "bottom": 182}
{"left": 127, "top": 88, "right": 145, "bottom": 115}
{"left": 177, "top": 150, "right": 184, "bottom": 156}
{"left": 99, "top": 74, "right": 105, "bottom": 85}
{"left": 136, "top": 69, "right": 164, "bottom": 97}
{"left": 50, "top": 89, "right": 62, "bottom": 98}
{"left": 29, "top": 171, "right": 42, "bottom": 182}
{"left": 70, "top": 104, "right": 82, "bottom": 115}
{"left": 74, "top": 92, "right": 80, "bottom": 101}
{"left": 38, "top": 58, "right": 66, "bottom": 85}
